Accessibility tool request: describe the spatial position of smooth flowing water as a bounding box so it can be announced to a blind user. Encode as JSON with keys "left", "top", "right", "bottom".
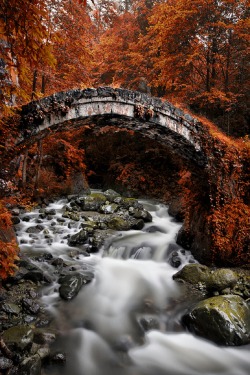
{"left": 15, "top": 196, "right": 250, "bottom": 375}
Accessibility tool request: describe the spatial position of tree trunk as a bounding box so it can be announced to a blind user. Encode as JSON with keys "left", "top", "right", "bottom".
{"left": 41, "top": 73, "right": 46, "bottom": 94}
{"left": 31, "top": 70, "right": 37, "bottom": 100}
{"left": 224, "top": 29, "right": 232, "bottom": 94}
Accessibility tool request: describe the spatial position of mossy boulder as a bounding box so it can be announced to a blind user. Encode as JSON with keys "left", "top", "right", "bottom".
{"left": 173, "top": 264, "right": 211, "bottom": 288}
{"left": 2, "top": 325, "right": 34, "bottom": 351}
{"left": 106, "top": 217, "right": 131, "bottom": 231}
{"left": 129, "top": 207, "right": 152, "bottom": 222}
{"left": 114, "top": 197, "right": 143, "bottom": 210}
{"left": 80, "top": 193, "right": 107, "bottom": 211}
{"left": 208, "top": 268, "right": 238, "bottom": 292}
{"left": 173, "top": 264, "right": 239, "bottom": 293}
{"left": 102, "top": 189, "right": 121, "bottom": 202}
{"left": 182, "top": 295, "right": 250, "bottom": 345}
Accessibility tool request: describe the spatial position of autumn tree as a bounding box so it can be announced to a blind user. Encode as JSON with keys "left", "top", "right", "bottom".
{"left": 145, "top": 0, "right": 250, "bottom": 135}
{"left": 0, "top": 0, "right": 56, "bottom": 112}
{"left": 43, "top": 0, "right": 95, "bottom": 94}
{"left": 93, "top": 0, "right": 155, "bottom": 89}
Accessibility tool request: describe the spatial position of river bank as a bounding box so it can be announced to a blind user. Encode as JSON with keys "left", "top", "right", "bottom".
{"left": 0, "top": 190, "right": 250, "bottom": 375}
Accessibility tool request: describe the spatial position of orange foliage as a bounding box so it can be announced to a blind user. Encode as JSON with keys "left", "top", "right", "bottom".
{"left": 0, "top": 202, "right": 19, "bottom": 280}
{"left": 0, "top": 240, "right": 19, "bottom": 280}
{"left": 208, "top": 199, "right": 250, "bottom": 265}
{"left": 0, "top": 203, "right": 12, "bottom": 229}
{"left": 178, "top": 115, "right": 250, "bottom": 265}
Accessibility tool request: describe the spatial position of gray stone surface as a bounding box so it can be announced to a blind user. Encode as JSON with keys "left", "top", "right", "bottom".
{"left": 18, "top": 87, "right": 206, "bottom": 166}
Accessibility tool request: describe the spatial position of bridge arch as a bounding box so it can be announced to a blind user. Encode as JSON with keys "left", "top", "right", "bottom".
{"left": 19, "top": 87, "right": 206, "bottom": 166}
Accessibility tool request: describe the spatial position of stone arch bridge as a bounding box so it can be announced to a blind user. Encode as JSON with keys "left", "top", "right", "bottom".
{"left": 18, "top": 87, "right": 207, "bottom": 166}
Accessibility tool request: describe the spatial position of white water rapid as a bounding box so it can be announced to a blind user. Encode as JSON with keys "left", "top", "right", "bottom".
{"left": 15, "top": 196, "right": 250, "bottom": 375}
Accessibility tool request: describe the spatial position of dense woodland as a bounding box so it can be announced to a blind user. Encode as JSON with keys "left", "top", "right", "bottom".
{"left": 0, "top": 0, "right": 249, "bottom": 276}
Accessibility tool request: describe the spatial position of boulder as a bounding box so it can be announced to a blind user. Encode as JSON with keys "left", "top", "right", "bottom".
{"left": 114, "top": 197, "right": 143, "bottom": 210}
{"left": 173, "top": 264, "right": 240, "bottom": 294}
{"left": 107, "top": 217, "right": 131, "bottom": 231}
{"left": 58, "top": 272, "right": 94, "bottom": 300}
{"left": 173, "top": 264, "right": 210, "bottom": 287}
{"left": 131, "top": 218, "right": 145, "bottom": 230}
{"left": 182, "top": 295, "right": 250, "bottom": 345}
{"left": 2, "top": 325, "right": 34, "bottom": 351}
{"left": 129, "top": 207, "right": 152, "bottom": 222}
{"left": 0, "top": 357, "right": 13, "bottom": 370}
{"left": 99, "top": 203, "right": 119, "bottom": 214}
{"left": 26, "top": 225, "right": 44, "bottom": 234}
{"left": 102, "top": 189, "right": 121, "bottom": 202}
{"left": 208, "top": 268, "right": 238, "bottom": 292}
{"left": 68, "top": 229, "right": 88, "bottom": 246}
{"left": 77, "top": 193, "right": 107, "bottom": 211}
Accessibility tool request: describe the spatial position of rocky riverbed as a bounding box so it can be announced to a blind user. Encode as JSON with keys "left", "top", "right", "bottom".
{"left": 0, "top": 190, "right": 250, "bottom": 375}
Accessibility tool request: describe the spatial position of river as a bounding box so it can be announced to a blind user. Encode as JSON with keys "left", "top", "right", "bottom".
{"left": 15, "top": 195, "right": 250, "bottom": 375}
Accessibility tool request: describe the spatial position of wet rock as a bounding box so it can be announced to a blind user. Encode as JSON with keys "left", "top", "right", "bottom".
{"left": 114, "top": 197, "right": 143, "bottom": 210}
{"left": 208, "top": 268, "right": 238, "bottom": 292}
{"left": 176, "top": 227, "right": 192, "bottom": 250}
{"left": 36, "top": 347, "right": 50, "bottom": 360}
{"left": 168, "top": 198, "right": 184, "bottom": 222}
{"left": 12, "top": 216, "right": 21, "bottom": 225}
{"left": 22, "top": 298, "right": 40, "bottom": 315}
{"left": 51, "top": 258, "right": 64, "bottom": 269}
{"left": 46, "top": 352, "right": 66, "bottom": 365}
{"left": 169, "top": 251, "right": 182, "bottom": 268}
{"left": 35, "top": 317, "right": 51, "bottom": 328}
{"left": 22, "top": 216, "right": 31, "bottom": 222}
{"left": 2, "top": 303, "right": 21, "bottom": 315}
{"left": 31, "top": 251, "right": 53, "bottom": 262}
{"left": 100, "top": 203, "right": 119, "bottom": 214}
{"left": 182, "top": 295, "right": 250, "bottom": 346}
{"left": 20, "top": 354, "right": 41, "bottom": 375}
{"left": 57, "top": 217, "right": 66, "bottom": 223}
{"left": 0, "top": 289, "right": 7, "bottom": 301}
{"left": 81, "top": 221, "right": 98, "bottom": 230}
{"left": 26, "top": 225, "right": 44, "bottom": 234}
{"left": 11, "top": 208, "right": 20, "bottom": 216}
{"left": 107, "top": 217, "right": 131, "bottom": 231}
{"left": 2, "top": 325, "right": 34, "bottom": 351}
{"left": 103, "top": 189, "right": 121, "bottom": 202}
{"left": 139, "top": 316, "right": 160, "bottom": 331}
{"left": 77, "top": 193, "right": 107, "bottom": 211}
{"left": 23, "top": 269, "right": 53, "bottom": 284}
{"left": 58, "top": 273, "right": 92, "bottom": 300}
{"left": 33, "top": 329, "right": 56, "bottom": 345}
{"left": 62, "top": 211, "right": 80, "bottom": 221}
{"left": 173, "top": 264, "right": 210, "bottom": 287}
{"left": 113, "top": 336, "right": 134, "bottom": 352}
{"left": 0, "top": 357, "right": 13, "bottom": 370}
{"left": 131, "top": 219, "right": 145, "bottom": 230}
{"left": 129, "top": 208, "right": 152, "bottom": 222}
{"left": 68, "top": 229, "right": 88, "bottom": 246}
{"left": 24, "top": 316, "right": 37, "bottom": 324}
{"left": 45, "top": 209, "right": 56, "bottom": 216}
{"left": 173, "top": 264, "right": 240, "bottom": 294}
{"left": 90, "top": 229, "right": 114, "bottom": 251}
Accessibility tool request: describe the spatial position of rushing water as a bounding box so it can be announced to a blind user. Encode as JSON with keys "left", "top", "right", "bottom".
{"left": 15, "top": 196, "right": 250, "bottom": 375}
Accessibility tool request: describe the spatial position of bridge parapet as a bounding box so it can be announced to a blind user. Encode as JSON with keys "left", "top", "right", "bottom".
{"left": 19, "top": 87, "right": 206, "bottom": 166}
